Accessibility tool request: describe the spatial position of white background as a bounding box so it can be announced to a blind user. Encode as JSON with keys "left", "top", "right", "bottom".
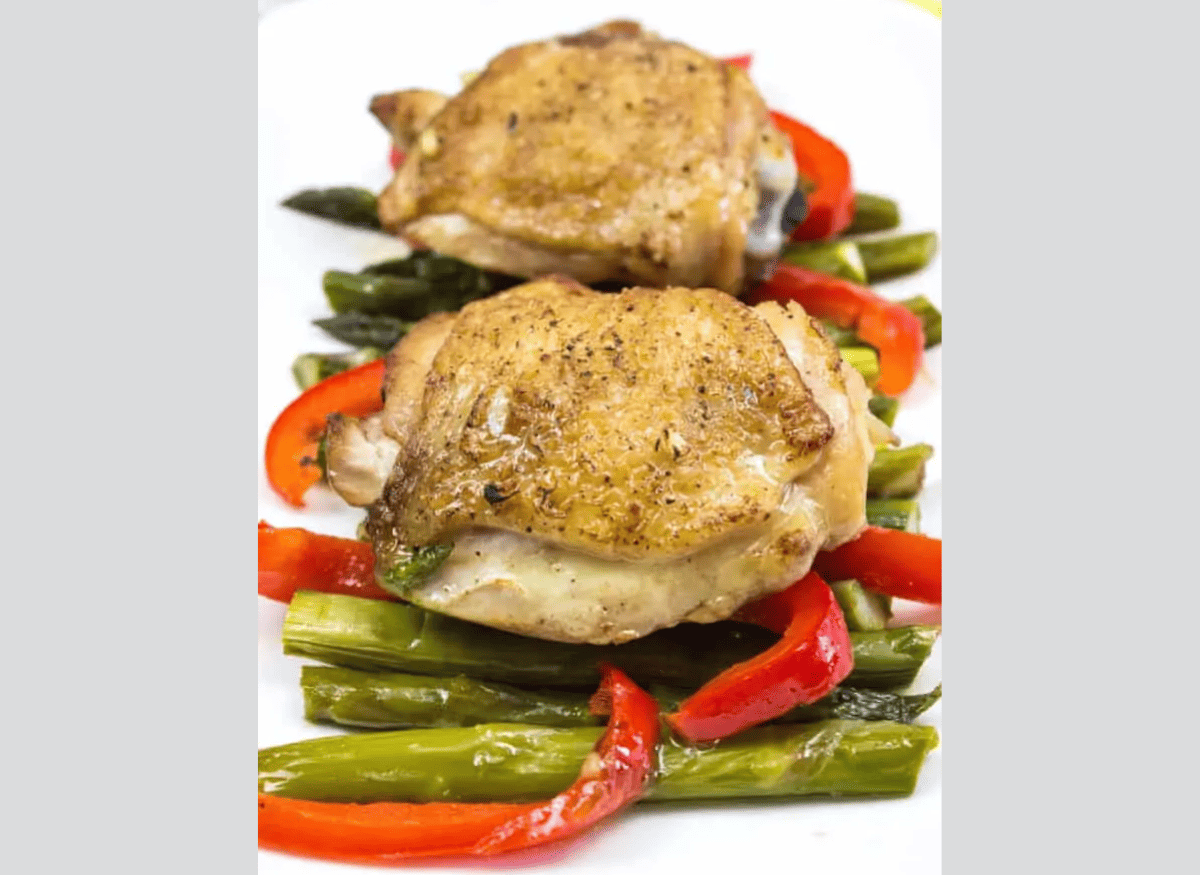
{"left": 258, "top": 1, "right": 941, "bottom": 872}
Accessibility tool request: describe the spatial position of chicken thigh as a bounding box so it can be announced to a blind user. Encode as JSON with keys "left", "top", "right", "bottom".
{"left": 373, "top": 21, "right": 800, "bottom": 294}
{"left": 327, "top": 277, "right": 875, "bottom": 644}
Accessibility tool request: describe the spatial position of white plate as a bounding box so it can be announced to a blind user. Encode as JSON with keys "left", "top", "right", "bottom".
{"left": 258, "top": 1, "right": 941, "bottom": 872}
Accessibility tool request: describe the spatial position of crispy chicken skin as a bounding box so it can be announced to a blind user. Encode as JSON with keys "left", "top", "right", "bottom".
{"left": 370, "top": 278, "right": 834, "bottom": 560}
{"left": 328, "top": 278, "right": 875, "bottom": 644}
{"left": 374, "top": 21, "right": 797, "bottom": 293}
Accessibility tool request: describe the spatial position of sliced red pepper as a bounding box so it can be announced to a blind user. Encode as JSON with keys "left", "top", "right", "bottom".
{"left": 748, "top": 263, "right": 924, "bottom": 396}
{"left": 814, "top": 526, "right": 942, "bottom": 605}
{"left": 665, "top": 572, "right": 853, "bottom": 743}
{"left": 769, "top": 110, "right": 854, "bottom": 241}
{"left": 388, "top": 144, "right": 405, "bottom": 170}
{"left": 258, "top": 665, "right": 659, "bottom": 863}
{"left": 257, "top": 521, "right": 393, "bottom": 604}
{"left": 263, "top": 357, "right": 387, "bottom": 507}
{"left": 722, "top": 54, "right": 753, "bottom": 70}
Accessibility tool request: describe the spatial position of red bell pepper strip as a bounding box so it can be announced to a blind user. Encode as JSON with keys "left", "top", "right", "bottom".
{"left": 257, "top": 521, "right": 393, "bottom": 604}
{"left": 258, "top": 665, "right": 659, "bottom": 864}
{"left": 722, "top": 54, "right": 752, "bottom": 70}
{"left": 748, "top": 263, "right": 925, "bottom": 397}
{"left": 769, "top": 110, "right": 854, "bottom": 241}
{"left": 814, "top": 526, "right": 942, "bottom": 605}
{"left": 388, "top": 144, "right": 405, "bottom": 170}
{"left": 665, "top": 572, "right": 853, "bottom": 743}
{"left": 263, "top": 357, "right": 387, "bottom": 507}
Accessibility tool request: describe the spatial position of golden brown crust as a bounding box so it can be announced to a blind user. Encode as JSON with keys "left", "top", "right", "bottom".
{"left": 368, "top": 278, "right": 834, "bottom": 560}
{"left": 379, "top": 310, "right": 458, "bottom": 447}
{"left": 375, "top": 21, "right": 768, "bottom": 293}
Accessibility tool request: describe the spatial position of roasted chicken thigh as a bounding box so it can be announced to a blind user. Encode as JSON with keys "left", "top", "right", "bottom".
{"left": 372, "top": 21, "right": 800, "bottom": 294}
{"left": 327, "top": 277, "right": 876, "bottom": 644}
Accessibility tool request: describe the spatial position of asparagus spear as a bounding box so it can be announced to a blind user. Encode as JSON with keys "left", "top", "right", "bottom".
{"left": 324, "top": 252, "right": 521, "bottom": 320}
{"left": 844, "top": 193, "right": 901, "bottom": 235}
{"left": 859, "top": 232, "right": 939, "bottom": 282}
{"left": 323, "top": 271, "right": 433, "bottom": 316}
{"left": 363, "top": 251, "right": 522, "bottom": 293}
{"left": 819, "top": 320, "right": 860, "bottom": 347}
{"left": 303, "top": 667, "right": 595, "bottom": 729}
{"left": 300, "top": 666, "right": 943, "bottom": 731}
{"left": 260, "top": 723, "right": 595, "bottom": 803}
{"left": 649, "top": 719, "right": 938, "bottom": 802}
{"left": 868, "top": 444, "right": 935, "bottom": 499}
{"left": 291, "top": 348, "right": 385, "bottom": 391}
{"left": 280, "top": 187, "right": 382, "bottom": 230}
{"left": 781, "top": 240, "right": 868, "bottom": 283}
{"left": 282, "top": 592, "right": 939, "bottom": 691}
{"left": 259, "top": 719, "right": 939, "bottom": 804}
{"left": 323, "top": 270, "right": 490, "bottom": 320}
{"left": 830, "top": 580, "right": 893, "bottom": 632}
{"left": 868, "top": 395, "right": 901, "bottom": 427}
{"left": 865, "top": 498, "right": 922, "bottom": 532}
{"left": 840, "top": 346, "right": 880, "bottom": 386}
{"left": 312, "top": 312, "right": 415, "bottom": 349}
{"left": 901, "top": 294, "right": 943, "bottom": 348}
{"left": 847, "top": 627, "right": 941, "bottom": 690}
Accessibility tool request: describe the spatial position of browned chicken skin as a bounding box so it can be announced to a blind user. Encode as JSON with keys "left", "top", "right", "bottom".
{"left": 373, "top": 21, "right": 798, "bottom": 293}
{"left": 327, "top": 278, "right": 876, "bottom": 645}
{"left": 371, "top": 279, "right": 834, "bottom": 559}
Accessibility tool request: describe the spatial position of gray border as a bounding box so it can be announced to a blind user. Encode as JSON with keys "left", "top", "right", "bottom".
{"left": 5, "top": 2, "right": 255, "bottom": 872}
{"left": 944, "top": 2, "right": 1199, "bottom": 872}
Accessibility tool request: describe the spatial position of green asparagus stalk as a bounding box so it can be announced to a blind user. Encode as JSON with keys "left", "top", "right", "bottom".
{"left": 300, "top": 666, "right": 942, "bottom": 731}
{"left": 865, "top": 498, "right": 922, "bottom": 532}
{"left": 280, "top": 187, "right": 382, "bottom": 230}
{"left": 868, "top": 444, "right": 935, "bottom": 499}
{"left": 363, "top": 251, "right": 522, "bottom": 292}
{"left": 847, "top": 627, "right": 941, "bottom": 690}
{"left": 324, "top": 252, "right": 516, "bottom": 320}
{"left": 844, "top": 193, "right": 901, "bottom": 235}
{"left": 820, "top": 320, "right": 860, "bottom": 347}
{"left": 817, "top": 684, "right": 940, "bottom": 725}
{"left": 858, "top": 232, "right": 939, "bottom": 282}
{"left": 323, "top": 270, "right": 433, "bottom": 316}
{"left": 302, "top": 668, "right": 595, "bottom": 729}
{"left": 901, "top": 294, "right": 942, "bottom": 348}
{"left": 323, "top": 270, "right": 490, "bottom": 320}
{"left": 260, "top": 723, "right": 596, "bottom": 803}
{"left": 840, "top": 346, "right": 880, "bottom": 386}
{"left": 830, "top": 580, "right": 892, "bottom": 632}
{"left": 868, "top": 395, "right": 901, "bottom": 427}
{"left": 291, "top": 348, "right": 385, "bottom": 391}
{"left": 259, "top": 719, "right": 939, "bottom": 804}
{"left": 649, "top": 720, "right": 938, "bottom": 802}
{"left": 312, "top": 312, "right": 415, "bottom": 349}
{"left": 781, "top": 240, "right": 868, "bottom": 283}
{"left": 282, "top": 592, "right": 939, "bottom": 691}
